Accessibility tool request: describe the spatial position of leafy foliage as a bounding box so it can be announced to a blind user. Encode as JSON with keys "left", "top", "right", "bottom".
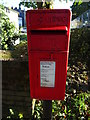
{"left": 11, "top": 41, "right": 28, "bottom": 60}
{"left": 70, "top": 28, "right": 90, "bottom": 67}
{"left": 19, "top": 1, "right": 37, "bottom": 9}
{"left": 51, "top": 92, "right": 90, "bottom": 120}
{"left": 0, "top": 4, "right": 5, "bottom": 46}
{"left": 0, "top": 4, "right": 19, "bottom": 50}
{"left": 20, "top": 34, "right": 27, "bottom": 41}
{"left": 6, "top": 109, "right": 23, "bottom": 120}
{"left": 19, "top": 1, "right": 52, "bottom": 9}
{"left": 1, "top": 17, "right": 16, "bottom": 50}
{"left": 32, "top": 100, "right": 43, "bottom": 120}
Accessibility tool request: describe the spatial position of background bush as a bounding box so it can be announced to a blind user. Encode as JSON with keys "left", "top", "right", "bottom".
{"left": 69, "top": 28, "right": 90, "bottom": 67}
{"left": 11, "top": 41, "right": 28, "bottom": 60}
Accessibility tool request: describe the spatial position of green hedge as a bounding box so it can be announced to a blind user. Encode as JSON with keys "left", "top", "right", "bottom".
{"left": 11, "top": 41, "right": 28, "bottom": 60}
{"left": 69, "top": 28, "right": 90, "bottom": 67}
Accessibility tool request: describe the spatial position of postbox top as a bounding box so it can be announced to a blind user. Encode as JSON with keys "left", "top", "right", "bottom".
{"left": 26, "top": 9, "right": 70, "bottom": 13}
{"left": 26, "top": 9, "right": 71, "bottom": 30}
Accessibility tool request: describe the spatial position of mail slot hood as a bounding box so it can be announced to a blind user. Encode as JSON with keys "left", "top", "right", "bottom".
{"left": 30, "top": 26, "right": 68, "bottom": 32}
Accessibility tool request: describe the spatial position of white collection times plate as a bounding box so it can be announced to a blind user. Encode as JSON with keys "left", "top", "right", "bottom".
{"left": 40, "top": 61, "right": 55, "bottom": 87}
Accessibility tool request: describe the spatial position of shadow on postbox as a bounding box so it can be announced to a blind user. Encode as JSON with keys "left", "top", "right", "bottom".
{"left": 26, "top": 9, "right": 71, "bottom": 100}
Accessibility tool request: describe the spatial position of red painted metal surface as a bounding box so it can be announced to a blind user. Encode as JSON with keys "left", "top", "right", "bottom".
{"left": 26, "top": 9, "right": 71, "bottom": 100}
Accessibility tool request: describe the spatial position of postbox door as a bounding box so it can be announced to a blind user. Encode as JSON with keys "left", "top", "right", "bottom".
{"left": 29, "top": 51, "right": 68, "bottom": 100}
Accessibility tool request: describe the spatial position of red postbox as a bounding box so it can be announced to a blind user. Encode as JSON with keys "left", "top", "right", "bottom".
{"left": 26, "top": 9, "right": 71, "bottom": 100}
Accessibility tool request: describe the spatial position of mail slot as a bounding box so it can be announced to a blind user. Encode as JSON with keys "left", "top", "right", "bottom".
{"left": 26, "top": 9, "right": 71, "bottom": 100}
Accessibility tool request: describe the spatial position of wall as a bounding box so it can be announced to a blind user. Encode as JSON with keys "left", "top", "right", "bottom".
{"left": 5, "top": 7, "right": 19, "bottom": 30}
{"left": 2, "top": 60, "right": 32, "bottom": 119}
